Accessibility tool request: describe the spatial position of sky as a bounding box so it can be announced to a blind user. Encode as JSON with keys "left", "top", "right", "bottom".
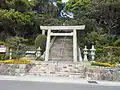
{"left": 62, "top": 0, "right": 69, "bottom": 3}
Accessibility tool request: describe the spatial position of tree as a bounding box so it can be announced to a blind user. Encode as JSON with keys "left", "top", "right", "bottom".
{"left": 64, "top": 0, "right": 91, "bottom": 12}
{"left": 33, "top": 0, "right": 60, "bottom": 17}
{"left": 64, "top": 0, "right": 120, "bottom": 36}
{"left": 6, "top": 36, "right": 28, "bottom": 58}
{"left": 0, "top": 9, "right": 35, "bottom": 38}
{"left": 8, "top": 0, "right": 34, "bottom": 12}
{"left": 0, "top": 0, "right": 11, "bottom": 9}
{"left": 35, "top": 34, "right": 47, "bottom": 54}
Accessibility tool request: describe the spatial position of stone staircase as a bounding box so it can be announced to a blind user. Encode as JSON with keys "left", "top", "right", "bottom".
{"left": 28, "top": 61, "right": 85, "bottom": 78}
{"left": 49, "top": 36, "right": 73, "bottom": 61}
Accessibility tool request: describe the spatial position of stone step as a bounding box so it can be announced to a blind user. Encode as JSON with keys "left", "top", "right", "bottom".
{"left": 49, "top": 56, "right": 73, "bottom": 58}
{"left": 49, "top": 59, "right": 73, "bottom": 61}
{"left": 51, "top": 46, "right": 73, "bottom": 49}
{"left": 49, "top": 37, "right": 73, "bottom": 60}
{"left": 50, "top": 51, "right": 73, "bottom": 55}
{"left": 55, "top": 38, "right": 73, "bottom": 41}
{"left": 57, "top": 42, "right": 72, "bottom": 44}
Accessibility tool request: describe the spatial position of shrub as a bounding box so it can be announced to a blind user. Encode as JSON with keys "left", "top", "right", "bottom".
{"left": 35, "top": 34, "right": 47, "bottom": 54}
{"left": 95, "top": 46, "right": 120, "bottom": 64}
{"left": 25, "top": 39, "right": 34, "bottom": 46}
{"left": 110, "top": 57, "right": 120, "bottom": 64}
{"left": 103, "top": 46, "right": 120, "bottom": 57}
{"left": 0, "top": 54, "right": 5, "bottom": 60}
{"left": 0, "top": 41, "right": 5, "bottom": 45}
{"left": 95, "top": 47, "right": 104, "bottom": 59}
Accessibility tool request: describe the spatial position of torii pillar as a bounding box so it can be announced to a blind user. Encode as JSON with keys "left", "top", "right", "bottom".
{"left": 40, "top": 26, "right": 85, "bottom": 62}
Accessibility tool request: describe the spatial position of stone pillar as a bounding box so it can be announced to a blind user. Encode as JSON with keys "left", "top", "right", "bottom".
{"left": 42, "top": 30, "right": 45, "bottom": 35}
{"left": 73, "top": 29, "right": 77, "bottom": 62}
{"left": 45, "top": 29, "right": 51, "bottom": 61}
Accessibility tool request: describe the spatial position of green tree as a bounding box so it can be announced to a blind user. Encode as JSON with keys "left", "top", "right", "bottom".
{"left": 35, "top": 34, "right": 47, "bottom": 54}
{"left": 33, "top": 0, "right": 59, "bottom": 17}
{"left": 8, "top": 0, "right": 34, "bottom": 12}
{"left": 0, "top": 9, "right": 35, "bottom": 37}
{"left": 5, "top": 36, "right": 28, "bottom": 58}
{"left": 64, "top": 0, "right": 91, "bottom": 12}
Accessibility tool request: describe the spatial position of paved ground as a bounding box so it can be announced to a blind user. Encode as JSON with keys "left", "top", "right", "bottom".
{"left": 0, "top": 80, "right": 120, "bottom": 90}
{"left": 0, "top": 75, "right": 120, "bottom": 86}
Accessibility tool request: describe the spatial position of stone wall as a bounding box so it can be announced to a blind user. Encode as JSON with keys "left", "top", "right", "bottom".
{"left": 0, "top": 61, "right": 120, "bottom": 81}
{"left": 86, "top": 67, "right": 120, "bottom": 81}
{"left": 0, "top": 61, "right": 85, "bottom": 78}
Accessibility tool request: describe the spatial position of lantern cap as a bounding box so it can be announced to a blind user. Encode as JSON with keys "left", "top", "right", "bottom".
{"left": 90, "top": 45, "right": 96, "bottom": 51}
{"left": 83, "top": 46, "right": 88, "bottom": 51}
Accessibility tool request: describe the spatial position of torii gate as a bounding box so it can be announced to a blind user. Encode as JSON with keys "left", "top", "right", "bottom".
{"left": 40, "top": 25, "right": 85, "bottom": 62}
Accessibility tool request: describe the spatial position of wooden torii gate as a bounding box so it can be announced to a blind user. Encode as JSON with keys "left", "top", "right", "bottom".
{"left": 40, "top": 25, "right": 85, "bottom": 62}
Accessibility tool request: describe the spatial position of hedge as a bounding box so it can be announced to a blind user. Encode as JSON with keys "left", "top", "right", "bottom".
{"left": 0, "top": 59, "right": 32, "bottom": 64}
{"left": 91, "top": 62, "right": 115, "bottom": 67}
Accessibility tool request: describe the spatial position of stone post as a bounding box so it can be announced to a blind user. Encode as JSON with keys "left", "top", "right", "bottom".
{"left": 73, "top": 29, "right": 77, "bottom": 62}
{"left": 45, "top": 29, "right": 51, "bottom": 61}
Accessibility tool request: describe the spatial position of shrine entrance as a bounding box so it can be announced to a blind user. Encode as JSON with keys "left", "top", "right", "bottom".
{"left": 40, "top": 26, "right": 85, "bottom": 62}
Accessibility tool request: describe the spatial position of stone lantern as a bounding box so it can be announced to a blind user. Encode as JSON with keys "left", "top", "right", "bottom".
{"left": 83, "top": 46, "right": 88, "bottom": 61}
{"left": 36, "top": 47, "right": 41, "bottom": 58}
{"left": 90, "top": 45, "right": 96, "bottom": 61}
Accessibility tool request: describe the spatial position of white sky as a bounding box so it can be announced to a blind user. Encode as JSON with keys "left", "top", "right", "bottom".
{"left": 62, "top": 0, "right": 69, "bottom": 3}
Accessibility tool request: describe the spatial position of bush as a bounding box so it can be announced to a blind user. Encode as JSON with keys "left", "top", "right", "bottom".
{"left": 103, "top": 46, "right": 120, "bottom": 57}
{"left": 95, "top": 47, "right": 104, "bottom": 59}
{"left": 0, "top": 54, "right": 5, "bottom": 60}
{"left": 35, "top": 34, "right": 47, "bottom": 54}
{"left": 0, "top": 41, "right": 5, "bottom": 45}
{"left": 25, "top": 39, "right": 35, "bottom": 46}
{"left": 95, "top": 46, "right": 120, "bottom": 64}
{"left": 110, "top": 57, "right": 120, "bottom": 64}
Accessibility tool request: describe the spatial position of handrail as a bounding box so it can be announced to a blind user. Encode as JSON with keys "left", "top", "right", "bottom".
{"left": 41, "top": 37, "right": 56, "bottom": 60}
{"left": 41, "top": 31, "right": 59, "bottom": 59}
{"left": 49, "top": 36, "right": 56, "bottom": 49}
